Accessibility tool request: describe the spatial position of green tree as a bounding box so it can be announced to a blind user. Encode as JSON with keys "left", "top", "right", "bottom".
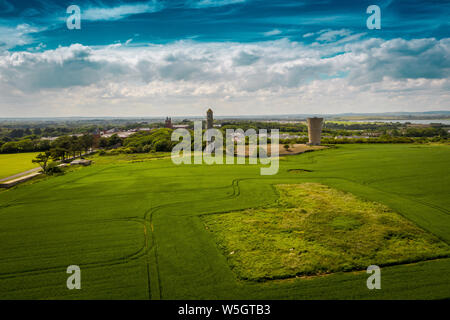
{"left": 32, "top": 151, "right": 52, "bottom": 173}
{"left": 0, "top": 141, "right": 18, "bottom": 153}
{"left": 80, "top": 134, "right": 94, "bottom": 153}
{"left": 52, "top": 136, "right": 72, "bottom": 160}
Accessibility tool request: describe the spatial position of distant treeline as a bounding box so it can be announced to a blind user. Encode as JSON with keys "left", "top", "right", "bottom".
{"left": 1, "top": 122, "right": 448, "bottom": 154}
{"left": 0, "top": 120, "right": 165, "bottom": 142}
{"left": 0, "top": 135, "right": 95, "bottom": 158}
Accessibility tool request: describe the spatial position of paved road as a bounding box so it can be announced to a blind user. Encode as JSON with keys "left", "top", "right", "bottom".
{"left": 0, "top": 167, "right": 41, "bottom": 183}
{"left": 0, "top": 150, "right": 96, "bottom": 183}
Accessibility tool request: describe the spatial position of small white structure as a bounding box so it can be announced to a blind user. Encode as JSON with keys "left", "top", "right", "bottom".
{"left": 70, "top": 159, "right": 92, "bottom": 166}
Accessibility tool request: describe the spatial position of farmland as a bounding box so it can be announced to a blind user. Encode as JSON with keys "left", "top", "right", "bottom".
{"left": 0, "top": 144, "right": 449, "bottom": 299}
{"left": 0, "top": 152, "right": 40, "bottom": 180}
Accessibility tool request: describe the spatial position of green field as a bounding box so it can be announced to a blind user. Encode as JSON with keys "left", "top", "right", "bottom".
{"left": 0, "top": 144, "right": 449, "bottom": 299}
{"left": 203, "top": 183, "right": 449, "bottom": 281}
{"left": 0, "top": 152, "right": 40, "bottom": 179}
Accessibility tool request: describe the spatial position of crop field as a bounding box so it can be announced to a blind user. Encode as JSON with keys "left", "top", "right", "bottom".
{"left": 0, "top": 144, "right": 449, "bottom": 299}
{"left": 0, "top": 152, "right": 40, "bottom": 180}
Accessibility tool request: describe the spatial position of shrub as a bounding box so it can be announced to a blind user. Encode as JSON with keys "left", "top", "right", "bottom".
{"left": 46, "top": 162, "right": 63, "bottom": 175}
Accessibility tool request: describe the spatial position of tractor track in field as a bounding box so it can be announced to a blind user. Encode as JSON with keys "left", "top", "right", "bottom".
{"left": 0, "top": 178, "right": 243, "bottom": 299}
{"left": 286, "top": 171, "right": 450, "bottom": 216}
{"left": 196, "top": 176, "right": 450, "bottom": 283}
{"left": 0, "top": 185, "right": 236, "bottom": 211}
{"left": 1, "top": 170, "right": 449, "bottom": 297}
{"left": 139, "top": 178, "right": 243, "bottom": 299}
{"left": 144, "top": 206, "right": 160, "bottom": 299}
{"left": 0, "top": 165, "right": 120, "bottom": 209}
{"left": 0, "top": 217, "right": 150, "bottom": 280}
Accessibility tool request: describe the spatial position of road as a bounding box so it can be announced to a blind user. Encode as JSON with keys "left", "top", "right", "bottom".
{"left": 0, "top": 150, "right": 96, "bottom": 183}
{"left": 0, "top": 167, "right": 41, "bottom": 183}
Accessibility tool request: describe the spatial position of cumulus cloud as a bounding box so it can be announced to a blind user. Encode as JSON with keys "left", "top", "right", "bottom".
{"left": 346, "top": 38, "right": 450, "bottom": 84}
{"left": 0, "top": 23, "right": 43, "bottom": 49}
{"left": 0, "top": 37, "right": 448, "bottom": 116}
{"left": 232, "top": 51, "right": 260, "bottom": 66}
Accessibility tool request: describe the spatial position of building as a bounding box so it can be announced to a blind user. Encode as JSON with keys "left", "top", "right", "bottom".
{"left": 165, "top": 117, "right": 173, "bottom": 129}
{"left": 206, "top": 108, "right": 214, "bottom": 129}
{"left": 307, "top": 117, "right": 324, "bottom": 145}
{"left": 173, "top": 124, "right": 190, "bottom": 129}
{"left": 70, "top": 159, "right": 92, "bottom": 166}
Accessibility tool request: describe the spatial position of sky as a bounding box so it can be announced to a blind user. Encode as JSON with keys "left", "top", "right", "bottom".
{"left": 0, "top": 0, "right": 449, "bottom": 117}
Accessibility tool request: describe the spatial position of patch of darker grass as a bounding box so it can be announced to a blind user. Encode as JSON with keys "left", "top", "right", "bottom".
{"left": 202, "top": 183, "right": 450, "bottom": 281}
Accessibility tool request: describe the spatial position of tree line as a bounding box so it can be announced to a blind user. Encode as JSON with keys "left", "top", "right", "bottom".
{"left": 31, "top": 134, "right": 96, "bottom": 175}
{"left": 1, "top": 134, "right": 95, "bottom": 157}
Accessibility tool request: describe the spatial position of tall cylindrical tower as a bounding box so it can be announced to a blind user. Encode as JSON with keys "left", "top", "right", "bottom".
{"left": 206, "top": 108, "right": 214, "bottom": 129}
{"left": 307, "top": 117, "right": 323, "bottom": 145}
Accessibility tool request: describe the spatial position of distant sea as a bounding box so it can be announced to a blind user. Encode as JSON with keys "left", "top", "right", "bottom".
{"left": 352, "top": 119, "right": 450, "bottom": 125}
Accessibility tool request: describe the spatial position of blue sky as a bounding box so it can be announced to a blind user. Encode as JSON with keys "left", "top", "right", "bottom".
{"left": 0, "top": 0, "right": 449, "bottom": 116}
{"left": 2, "top": 0, "right": 449, "bottom": 49}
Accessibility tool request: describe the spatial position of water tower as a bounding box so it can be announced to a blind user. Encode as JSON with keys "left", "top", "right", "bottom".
{"left": 307, "top": 117, "right": 323, "bottom": 145}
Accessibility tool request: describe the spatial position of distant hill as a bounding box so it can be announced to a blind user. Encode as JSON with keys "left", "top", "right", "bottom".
{"left": 0, "top": 111, "right": 449, "bottom": 123}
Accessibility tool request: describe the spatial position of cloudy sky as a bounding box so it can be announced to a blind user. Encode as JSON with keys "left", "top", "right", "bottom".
{"left": 0, "top": 0, "right": 449, "bottom": 117}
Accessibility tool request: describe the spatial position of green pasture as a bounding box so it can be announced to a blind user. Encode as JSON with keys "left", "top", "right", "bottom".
{"left": 0, "top": 152, "right": 40, "bottom": 179}
{"left": 0, "top": 144, "right": 449, "bottom": 299}
{"left": 203, "top": 183, "right": 449, "bottom": 281}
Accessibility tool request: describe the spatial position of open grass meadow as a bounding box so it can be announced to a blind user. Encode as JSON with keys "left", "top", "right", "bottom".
{"left": 0, "top": 152, "right": 40, "bottom": 179}
{"left": 0, "top": 144, "right": 449, "bottom": 299}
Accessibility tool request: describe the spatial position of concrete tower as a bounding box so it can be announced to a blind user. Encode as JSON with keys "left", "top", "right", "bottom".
{"left": 206, "top": 108, "right": 213, "bottom": 129}
{"left": 307, "top": 117, "right": 323, "bottom": 145}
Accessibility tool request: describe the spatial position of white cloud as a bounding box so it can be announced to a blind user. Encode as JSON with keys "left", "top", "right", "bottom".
{"left": 316, "top": 29, "right": 352, "bottom": 42}
{"left": 189, "top": 0, "right": 246, "bottom": 8}
{"left": 82, "top": 1, "right": 163, "bottom": 21}
{"left": 0, "top": 38, "right": 448, "bottom": 116}
{"left": 263, "top": 29, "right": 282, "bottom": 37}
{"left": 0, "top": 23, "right": 43, "bottom": 49}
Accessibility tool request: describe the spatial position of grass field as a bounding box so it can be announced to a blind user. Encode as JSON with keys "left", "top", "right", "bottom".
{"left": 0, "top": 144, "right": 449, "bottom": 299}
{"left": 203, "top": 183, "right": 449, "bottom": 281}
{"left": 0, "top": 152, "right": 39, "bottom": 179}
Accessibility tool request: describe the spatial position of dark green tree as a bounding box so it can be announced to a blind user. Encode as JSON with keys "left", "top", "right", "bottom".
{"left": 32, "top": 151, "right": 52, "bottom": 173}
